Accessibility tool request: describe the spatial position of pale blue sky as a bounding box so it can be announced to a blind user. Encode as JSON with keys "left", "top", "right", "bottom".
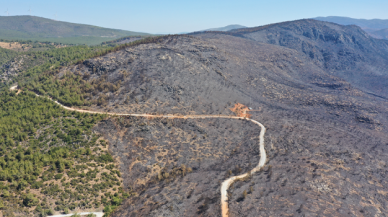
{"left": 2, "top": 0, "right": 388, "bottom": 34}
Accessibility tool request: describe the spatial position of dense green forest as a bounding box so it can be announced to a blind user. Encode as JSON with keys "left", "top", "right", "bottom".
{"left": 0, "top": 35, "right": 173, "bottom": 216}
{"left": 0, "top": 37, "right": 139, "bottom": 88}
{"left": 0, "top": 90, "right": 130, "bottom": 216}
{"left": 0, "top": 37, "right": 163, "bottom": 216}
{"left": 1, "top": 44, "right": 107, "bottom": 88}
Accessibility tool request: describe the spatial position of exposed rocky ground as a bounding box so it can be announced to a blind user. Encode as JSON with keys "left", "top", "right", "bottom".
{"left": 0, "top": 55, "right": 25, "bottom": 81}
{"left": 227, "top": 19, "right": 388, "bottom": 98}
{"left": 53, "top": 19, "right": 388, "bottom": 216}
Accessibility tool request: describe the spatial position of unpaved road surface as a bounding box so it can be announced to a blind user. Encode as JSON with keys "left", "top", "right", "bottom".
{"left": 220, "top": 119, "right": 266, "bottom": 217}
{"left": 12, "top": 88, "right": 267, "bottom": 217}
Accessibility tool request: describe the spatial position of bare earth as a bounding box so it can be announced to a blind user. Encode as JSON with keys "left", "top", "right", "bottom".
{"left": 12, "top": 87, "right": 267, "bottom": 217}
{"left": 0, "top": 42, "right": 30, "bottom": 51}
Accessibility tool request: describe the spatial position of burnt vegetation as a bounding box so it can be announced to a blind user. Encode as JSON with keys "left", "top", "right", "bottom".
{"left": 1, "top": 19, "right": 388, "bottom": 216}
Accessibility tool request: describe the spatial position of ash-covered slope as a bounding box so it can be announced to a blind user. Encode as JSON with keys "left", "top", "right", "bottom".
{"left": 58, "top": 20, "right": 388, "bottom": 216}
{"left": 65, "top": 34, "right": 342, "bottom": 115}
{"left": 225, "top": 19, "right": 388, "bottom": 99}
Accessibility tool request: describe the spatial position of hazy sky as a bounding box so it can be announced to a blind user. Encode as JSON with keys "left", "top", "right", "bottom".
{"left": 2, "top": 0, "right": 388, "bottom": 34}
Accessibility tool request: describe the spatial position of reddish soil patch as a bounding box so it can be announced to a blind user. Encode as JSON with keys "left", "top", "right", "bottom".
{"left": 230, "top": 103, "right": 251, "bottom": 118}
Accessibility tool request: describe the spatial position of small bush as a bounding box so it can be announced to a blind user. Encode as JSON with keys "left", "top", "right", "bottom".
{"left": 23, "top": 194, "right": 39, "bottom": 207}
{"left": 55, "top": 174, "right": 63, "bottom": 180}
{"left": 98, "top": 153, "right": 114, "bottom": 163}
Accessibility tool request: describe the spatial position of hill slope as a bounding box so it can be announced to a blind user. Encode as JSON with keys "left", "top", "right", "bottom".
{"left": 4, "top": 19, "right": 388, "bottom": 216}
{"left": 369, "top": 28, "right": 388, "bottom": 39}
{"left": 20, "top": 19, "right": 388, "bottom": 216}
{"left": 314, "top": 16, "right": 388, "bottom": 39}
{"left": 0, "top": 16, "right": 151, "bottom": 45}
{"left": 227, "top": 19, "right": 388, "bottom": 98}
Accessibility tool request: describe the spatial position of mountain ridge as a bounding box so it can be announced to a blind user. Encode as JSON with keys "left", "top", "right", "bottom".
{"left": 0, "top": 15, "right": 151, "bottom": 45}
{"left": 193, "top": 19, "right": 388, "bottom": 98}
{"left": 25, "top": 19, "right": 387, "bottom": 216}
{"left": 2, "top": 19, "right": 388, "bottom": 216}
{"left": 313, "top": 16, "right": 388, "bottom": 39}
{"left": 201, "top": 24, "right": 247, "bottom": 32}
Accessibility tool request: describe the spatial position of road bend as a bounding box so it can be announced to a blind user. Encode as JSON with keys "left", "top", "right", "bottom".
{"left": 11, "top": 88, "right": 267, "bottom": 217}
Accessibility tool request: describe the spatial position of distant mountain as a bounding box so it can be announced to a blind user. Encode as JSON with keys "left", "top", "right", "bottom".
{"left": 314, "top": 16, "right": 388, "bottom": 30}
{"left": 370, "top": 28, "right": 388, "bottom": 39}
{"left": 0, "top": 15, "right": 151, "bottom": 45}
{"left": 201, "top": 24, "right": 247, "bottom": 32}
{"left": 313, "top": 16, "right": 388, "bottom": 39}
{"left": 223, "top": 19, "right": 388, "bottom": 98}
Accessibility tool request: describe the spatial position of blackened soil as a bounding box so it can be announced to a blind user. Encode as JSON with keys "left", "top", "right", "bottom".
{"left": 68, "top": 19, "right": 388, "bottom": 216}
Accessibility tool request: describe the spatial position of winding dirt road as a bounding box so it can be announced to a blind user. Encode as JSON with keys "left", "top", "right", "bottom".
{"left": 220, "top": 119, "right": 266, "bottom": 217}
{"left": 11, "top": 88, "right": 267, "bottom": 217}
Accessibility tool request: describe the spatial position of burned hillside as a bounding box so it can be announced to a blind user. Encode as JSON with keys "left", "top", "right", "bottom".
{"left": 42, "top": 19, "right": 388, "bottom": 216}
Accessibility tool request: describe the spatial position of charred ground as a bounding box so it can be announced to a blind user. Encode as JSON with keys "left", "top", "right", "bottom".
{"left": 24, "top": 19, "right": 388, "bottom": 216}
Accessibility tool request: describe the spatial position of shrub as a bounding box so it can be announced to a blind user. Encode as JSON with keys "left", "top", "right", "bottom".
{"left": 103, "top": 205, "right": 112, "bottom": 216}
{"left": 55, "top": 174, "right": 63, "bottom": 180}
{"left": 2, "top": 190, "right": 10, "bottom": 197}
{"left": 35, "top": 205, "right": 42, "bottom": 212}
{"left": 98, "top": 153, "right": 114, "bottom": 163}
{"left": 23, "top": 193, "right": 39, "bottom": 207}
{"left": 47, "top": 209, "right": 54, "bottom": 215}
{"left": 31, "top": 181, "right": 44, "bottom": 189}
{"left": 111, "top": 197, "right": 122, "bottom": 206}
{"left": 17, "top": 180, "right": 29, "bottom": 190}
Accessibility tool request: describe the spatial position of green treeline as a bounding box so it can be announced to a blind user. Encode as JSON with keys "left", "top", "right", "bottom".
{"left": 0, "top": 91, "right": 129, "bottom": 216}
{"left": 1, "top": 44, "right": 104, "bottom": 88}
{"left": 0, "top": 35, "right": 190, "bottom": 216}
{"left": 16, "top": 35, "right": 187, "bottom": 106}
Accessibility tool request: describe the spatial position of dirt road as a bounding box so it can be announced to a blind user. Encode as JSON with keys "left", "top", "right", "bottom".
{"left": 52, "top": 102, "right": 267, "bottom": 217}
{"left": 220, "top": 119, "right": 266, "bottom": 217}
{"left": 11, "top": 87, "right": 267, "bottom": 217}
